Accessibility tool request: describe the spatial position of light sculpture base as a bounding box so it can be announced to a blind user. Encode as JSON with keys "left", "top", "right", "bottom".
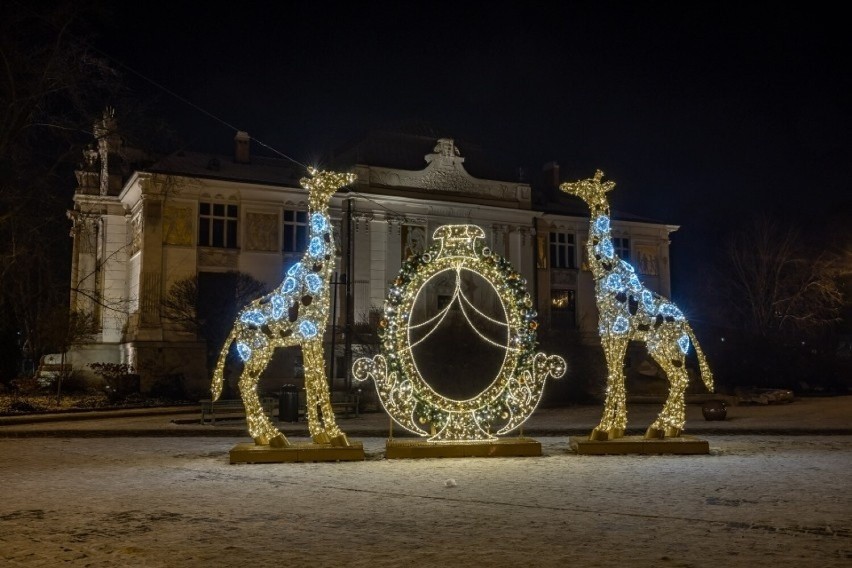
{"left": 385, "top": 437, "right": 541, "bottom": 459}
{"left": 569, "top": 435, "right": 709, "bottom": 455}
{"left": 229, "top": 441, "right": 365, "bottom": 464}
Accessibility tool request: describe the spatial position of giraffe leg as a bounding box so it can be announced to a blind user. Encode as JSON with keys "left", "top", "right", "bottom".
{"left": 645, "top": 347, "right": 688, "bottom": 439}
{"left": 238, "top": 352, "right": 290, "bottom": 447}
{"left": 302, "top": 340, "right": 349, "bottom": 446}
{"left": 591, "top": 338, "right": 629, "bottom": 441}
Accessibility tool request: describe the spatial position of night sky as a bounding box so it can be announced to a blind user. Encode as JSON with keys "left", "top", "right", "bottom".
{"left": 89, "top": 1, "right": 851, "bottom": 302}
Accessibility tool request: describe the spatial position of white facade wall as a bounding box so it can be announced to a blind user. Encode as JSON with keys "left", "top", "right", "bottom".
{"left": 100, "top": 214, "right": 129, "bottom": 343}
{"left": 127, "top": 254, "right": 141, "bottom": 315}
{"left": 69, "top": 137, "right": 678, "bottom": 394}
{"left": 351, "top": 217, "right": 373, "bottom": 322}
{"left": 369, "top": 220, "right": 388, "bottom": 311}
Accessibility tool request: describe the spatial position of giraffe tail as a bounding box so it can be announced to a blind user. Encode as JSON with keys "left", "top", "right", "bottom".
{"left": 686, "top": 324, "right": 714, "bottom": 392}
{"left": 211, "top": 328, "right": 237, "bottom": 402}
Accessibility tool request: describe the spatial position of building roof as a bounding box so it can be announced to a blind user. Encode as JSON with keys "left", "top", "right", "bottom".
{"left": 146, "top": 132, "right": 670, "bottom": 226}
{"left": 147, "top": 150, "right": 303, "bottom": 188}
{"left": 331, "top": 127, "right": 521, "bottom": 183}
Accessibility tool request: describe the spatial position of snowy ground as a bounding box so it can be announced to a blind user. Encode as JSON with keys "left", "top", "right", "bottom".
{"left": 1, "top": 436, "right": 850, "bottom": 567}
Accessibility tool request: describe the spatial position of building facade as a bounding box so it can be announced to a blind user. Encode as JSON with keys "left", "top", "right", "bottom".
{"left": 68, "top": 119, "right": 678, "bottom": 397}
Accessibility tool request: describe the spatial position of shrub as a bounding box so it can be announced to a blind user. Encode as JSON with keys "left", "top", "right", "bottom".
{"left": 10, "top": 375, "right": 43, "bottom": 395}
{"left": 88, "top": 362, "right": 140, "bottom": 402}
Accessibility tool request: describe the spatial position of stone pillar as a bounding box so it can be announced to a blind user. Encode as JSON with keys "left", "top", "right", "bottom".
{"left": 135, "top": 194, "right": 164, "bottom": 340}
{"left": 70, "top": 214, "right": 99, "bottom": 322}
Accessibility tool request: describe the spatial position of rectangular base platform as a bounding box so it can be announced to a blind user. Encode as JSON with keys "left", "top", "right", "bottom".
{"left": 570, "top": 435, "right": 709, "bottom": 455}
{"left": 385, "top": 437, "right": 541, "bottom": 459}
{"left": 229, "top": 441, "right": 365, "bottom": 464}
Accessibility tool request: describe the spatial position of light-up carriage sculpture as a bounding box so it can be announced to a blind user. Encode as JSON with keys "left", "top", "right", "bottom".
{"left": 353, "top": 224, "right": 566, "bottom": 443}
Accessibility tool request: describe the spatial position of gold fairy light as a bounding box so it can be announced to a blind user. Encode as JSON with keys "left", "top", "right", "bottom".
{"left": 211, "top": 168, "right": 356, "bottom": 448}
{"left": 559, "top": 170, "right": 713, "bottom": 441}
{"left": 353, "top": 224, "right": 566, "bottom": 442}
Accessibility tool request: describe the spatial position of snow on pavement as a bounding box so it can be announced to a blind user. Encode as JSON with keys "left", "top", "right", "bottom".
{"left": 1, "top": 436, "right": 850, "bottom": 567}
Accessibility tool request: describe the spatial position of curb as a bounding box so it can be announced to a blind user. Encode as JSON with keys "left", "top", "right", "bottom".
{"left": 0, "top": 406, "right": 196, "bottom": 426}
{"left": 2, "top": 428, "right": 851, "bottom": 439}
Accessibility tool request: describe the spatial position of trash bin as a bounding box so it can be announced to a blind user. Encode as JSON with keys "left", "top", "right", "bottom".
{"left": 279, "top": 384, "right": 299, "bottom": 422}
{"left": 702, "top": 399, "right": 727, "bottom": 421}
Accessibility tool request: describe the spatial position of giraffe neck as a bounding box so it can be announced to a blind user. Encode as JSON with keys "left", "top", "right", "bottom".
{"left": 308, "top": 208, "right": 333, "bottom": 319}
{"left": 305, "top": 206, "right": 335, "bottom": 262}
{"left": 586, "top": 210, "right": 619, "bottom": 280}
{"left": 277, "top": 206, "right": 334, "bottom": 305}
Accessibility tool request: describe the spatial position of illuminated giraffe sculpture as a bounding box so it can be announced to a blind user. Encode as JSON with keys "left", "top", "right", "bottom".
{"left": 211, "top": 168, "right": 355, "bottom": 448}
{"left": 560, "top": 170, "right": 713, "bottom": 441}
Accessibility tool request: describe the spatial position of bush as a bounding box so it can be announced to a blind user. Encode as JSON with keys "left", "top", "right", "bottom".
{"left": 8, "top": 399, "right": 37, "bottom": 413}
{"left": 88, "top": 362, "right": 140, "bottom": 403}
{"left": 10, "top": 375, "right": 43, "bottom": 395}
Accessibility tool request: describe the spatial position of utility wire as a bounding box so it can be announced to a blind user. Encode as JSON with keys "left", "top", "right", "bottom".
{"left": 14, "top": 0, "right": 309, "bottom": 170}
{"left": 17, "top": 2, "right": 410, "bottom": 217}
{"left": 86, "top": 44, "right": 309, "bottom": 170}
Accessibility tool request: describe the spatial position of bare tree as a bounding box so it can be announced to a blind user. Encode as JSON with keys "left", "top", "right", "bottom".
{"left": 0, "top": 2, "right": 123, "bottom": 380}
{"left": 161, "top": 277, "right": 201, "bottom": 335}
{"left": 720, "top": 215, "right": 842, "bottom": 339}
{"left": 162, "top": 272, "right": 269, "bottom": 370}
{"left": 706, "top": 214, "right": 844, "bottom": 391}
{"left": 0, "top": 4, "right": 180, "bottom": 380}
{"left": 49, "top": 308, "right": 98, "bottom": 403}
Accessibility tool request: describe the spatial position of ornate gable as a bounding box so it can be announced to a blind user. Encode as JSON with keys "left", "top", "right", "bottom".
{"left": 366, "top": 138, "right": 531, "bottom": 207}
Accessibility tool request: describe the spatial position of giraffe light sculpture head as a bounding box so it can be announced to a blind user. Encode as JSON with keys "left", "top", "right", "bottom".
{"left": 559, "top": 169, "right": 615, "bottom": 215}
{"left": 303, "top": 167, "right": 356, "bottom": 212}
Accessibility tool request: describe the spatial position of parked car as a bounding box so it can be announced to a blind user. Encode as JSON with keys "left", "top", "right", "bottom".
{"left": 736, "top": 387, "right": 795, "bottom": 405}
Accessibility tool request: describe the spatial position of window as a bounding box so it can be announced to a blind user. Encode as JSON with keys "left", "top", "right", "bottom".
{"left": 549, "top": 232, "right": 576, "bottom": 269}
{"left": 551, "top": 289, "right": 576, "bottom": 329}
{"left": 613, "top": 237, "right": 630, "bottom": 261}
{"left": 283, "top": 209, "right": 308, "bottom": 253}
{"left": 198, "top": 202, "right": 238, "bottom": 248}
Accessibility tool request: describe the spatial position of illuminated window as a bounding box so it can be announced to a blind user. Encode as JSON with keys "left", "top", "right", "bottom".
{"left": 198, "top": 202, "right": 238, "bottom": 248}
{"left": 613, "top": 237, "right": 630, "bottom": 261}
{"left": 283, "top": 209, "right": 308, "bottom": 253}
{"left": 549, "top": 232, "right": 576, "bottom": 268}
{"left": 551, "top": 289, "right": 576, "bottom": 329}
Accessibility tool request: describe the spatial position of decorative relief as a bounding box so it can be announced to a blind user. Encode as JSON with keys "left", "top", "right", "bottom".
{"left": 551, "top": 269, "right": 578, "bottom": 287}
{"left": 140, "top": 271, "right": 161, "bottom": 325}
{"left": 130, "top": 213, "right": 143, "bottom": 256}
{"left": 245, "top": 212, "right": 279, "bottom": 251}
{"left": 352, "top": 212, "right": 374, "bottom": 233}
{"left": 70, "top": 214, "right": 98, "bottom": 254}
{"left": 635, "top": 244, "right": 660, "bottom": 276}
{"left": 419, "top": 167, "right": 475, "bottom": 194}
{"left": 198, "top": 248, "right": 239, "bottom": 269}
{"left": 332, "top": 220, "right": 343, "bottom": 256}
{"left": 429, "top": 206, "right": 472, "bottom": 218}
{"left": 162, "top": 205, "right": 193, "bottom": 246}
{"left": 368, "top": 138, "right": 529, "bottom": 203}
{"left": 401, "top": 225, "right": 427, "bottom": 261}
{"left": 386, "top": 214, "right": 404, "bottom": 235}
{"left": 537, "top": 234, "right": 547, "bottom": 269}
{"left": 432, "top": 138, "right": 460, "bottom": 157}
